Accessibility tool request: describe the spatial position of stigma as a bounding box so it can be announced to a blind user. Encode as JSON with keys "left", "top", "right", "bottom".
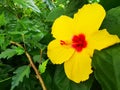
{"left": 72, "top": 34, "right": 87, "bottom": 52}
{"left": 60, "top": 34, "right": 87, "bottom": 52}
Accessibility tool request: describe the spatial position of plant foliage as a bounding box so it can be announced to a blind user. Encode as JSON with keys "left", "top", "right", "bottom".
{"left": 0, "top": 0, "right": 120, "bottom": 90}
{"left": 11, "top": 65, "right": 30, "bottom": 90}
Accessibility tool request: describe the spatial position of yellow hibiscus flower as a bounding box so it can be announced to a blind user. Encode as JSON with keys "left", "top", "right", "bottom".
{"left": 47, "top": 3, "right": 120, "bottom": 83}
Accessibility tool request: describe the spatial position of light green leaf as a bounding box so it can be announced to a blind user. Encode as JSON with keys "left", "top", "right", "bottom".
{"left": 56, "top": 0, "right": 67, "bottom": 5}
{"left": 0, "top": 46, "right": 24, "bottom": 59}
{"left": 88, "top": 0, "right": 100, "bottom": 3}
{"left": 8, "top": 31, "right": 28, "bottom": 35}
{"left": 92, "top": 44, "right": 120, "bottom": 90}
{"left": 46, "top": 7, "right": 65, "bottom": 22}
{"left": 15, "top": 47, "right": 24, "bottom": 55}
{"left": 0, "top": 13, "right": 6, "bottom": 26}
{"left": 11, "top": 65, "right": 30, "bottom": 90}
{"left": 13, "top": 0, "right": 41, "bottom": 13}
{"left": 0, "top": 48, "right": 16, "bottom": 59}
{"left": 39, "top": 59, "right": 49, "bottom": 74}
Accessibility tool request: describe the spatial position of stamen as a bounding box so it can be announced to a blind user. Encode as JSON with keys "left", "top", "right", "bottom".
{"left": 60, "top": 34, "right": 87, "bottom": 52}
{"left": 60, "top": 40, "right": 66, "bottom": 45}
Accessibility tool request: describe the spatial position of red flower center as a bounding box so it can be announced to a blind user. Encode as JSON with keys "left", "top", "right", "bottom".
{"left": 72, "top": 34, "right": 87, "bottom": 52}
{"left": 60, "top": 34, "right": 87, "bottom": 52}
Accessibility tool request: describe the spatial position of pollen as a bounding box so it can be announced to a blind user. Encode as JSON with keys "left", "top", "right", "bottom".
{"left": 72, "top": 34, "right": 87, "bottom": 52}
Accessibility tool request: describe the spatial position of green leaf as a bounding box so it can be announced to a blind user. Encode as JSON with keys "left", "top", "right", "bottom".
{"left": 8, "top": 31, "right": 28, "bottom": 35}
{"left": 42, "top": 71, "right": 53, "bottom": 90}
{"left": 88, "top": 0, "right": 100, "bottom": 3}
{"left": 100, "top": 0, "right": 120, "bottom": 10}
{"left": 46, "top": 7, "right": 65, "bottom": 22}
{"left": 42, "top": 0, "right": 55, "bottom": 10}
{"left": 92, "top": 44, "right": 120, "bottom": 90}
{"left": 11, "top": 65, "right": 30, "bottom": 90}
{"left": 15, "top": 47, "right": 24, "bottom": 55}
{"left": 13, "top": 0, "right": 41, "bottom": 13}
{"left": 0, "top": 35, "right": 4, "bottom": 47}
{"left": 0, "top": 48, "right": 16, "bottom": 59}
{"left": 0, "top": 64, "right": 14, "bottom": 81}
{"left": 65, "top": 0, "right": 87, "bottom": 17}
{"left": 39, "top": 59, "right": 49, "bottom": 74}
{"left": 0, "top": 77, "right": 11, "bottom": 90}
{"left": 14, "top": 75, "right": 42, "bottom": 90}
{"left": 0, "top": 13, "right": 6, "bottom": 26}
{"left": 0, "top": 46, "right": 24, "bottom": 59}
{"left": 53, "top": 65, "right": 93, "bottom": 90}
{"left": 33, "top": 55, "right": 40, "bottom": 63}
{"left": 101, "top": 6, "right": 120, "bottom": 38}
{"left": 56, "top": 0, "right": 67, "bottom": 5}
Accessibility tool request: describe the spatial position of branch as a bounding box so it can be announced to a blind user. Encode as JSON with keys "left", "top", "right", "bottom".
{"left": 10, "top": 41, "right": 47, "bottom": 90}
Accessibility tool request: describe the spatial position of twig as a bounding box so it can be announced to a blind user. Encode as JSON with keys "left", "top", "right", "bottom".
{"left": 10, "top": 41, "right": 23, "bottom": 48}
{"left": 10, "top": 41, "right": 47, "bottom": 90}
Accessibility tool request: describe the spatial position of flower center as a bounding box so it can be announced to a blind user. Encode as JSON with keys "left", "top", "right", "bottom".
{"left": 72, "top": 34, "right": 87, "bottom": 52}
{"left": 60, "top": 34, "right": 87, "bottom": 52}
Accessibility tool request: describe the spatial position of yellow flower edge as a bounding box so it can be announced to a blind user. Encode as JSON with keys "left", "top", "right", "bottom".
{"left": 47, "top": 3, "right": 120, "bottom": 83}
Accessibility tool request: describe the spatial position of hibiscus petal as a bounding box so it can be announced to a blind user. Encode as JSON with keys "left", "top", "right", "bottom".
{"left": 47, "top": 40, "right": 74, "bottom": 64}
{"left": 74, "top": 3, "right": 106, "bottom": 35}
{"left": 88, "top": 29, "right": 120, "bottom": 56}
{"left": 52, "top": 15, "right": 75, "bottom": 40}
{"left": 64, "top": 51, "right": 93, "bottom": 83}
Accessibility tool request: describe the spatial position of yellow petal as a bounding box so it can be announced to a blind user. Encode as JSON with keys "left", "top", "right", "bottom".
{"left": 52, "top": 15, "right": 75, "bottom": 40}
{"left": 88, "top": 29, "right": 120, "bottom": 56}
{"left": 74, "top": 3, "right": 106, "bottom": 35}
{"left": 64, "top": 50, "right": 93, "bottom": 83}
{"left": 47, "top": 40, "right": 74, "bottom": 64}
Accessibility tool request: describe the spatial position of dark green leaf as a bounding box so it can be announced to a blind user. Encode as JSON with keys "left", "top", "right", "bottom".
{"left": 100, "top": 0, "right": 120, "bottom": 11}
{"left": 92, "top": 44, "right": 120, "bottom": 90}
{"left": 33, "top": 55, "right": 40, "bottom": 63}
{"left": 101, "top": 6, "right": 120, "bottom": 38}
{"left": 46, "top": 7, "right": 65, "bottom": 22}
{"left": 65, "top": 0, "right": 88, "bottom": 17}
{"left": 0, "top": 63, "right": 14, "bottom": 81}
{"left": 53, "top": 65, "right": 93, "bottom": 90}
{"left": 11, "top": 65, "right": 30, "bottom": 90}
{"left": 0, "top": 77, "right": 11, "bottom": 90}
{"left": 42, "top": 71, "right": 53, "bottom": 90}
{"left": 14, "top": 76, "right": 42, "bottom": 90}
{"left": 0, "top": 35, "right": 4, "bottom": 47}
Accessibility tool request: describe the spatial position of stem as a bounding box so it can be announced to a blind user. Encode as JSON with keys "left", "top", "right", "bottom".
{"left": 10, "top": 41, "right": 47, "bottom": 90}
{"left": 25, "top": 52, "right": 47, "bottom": 90}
